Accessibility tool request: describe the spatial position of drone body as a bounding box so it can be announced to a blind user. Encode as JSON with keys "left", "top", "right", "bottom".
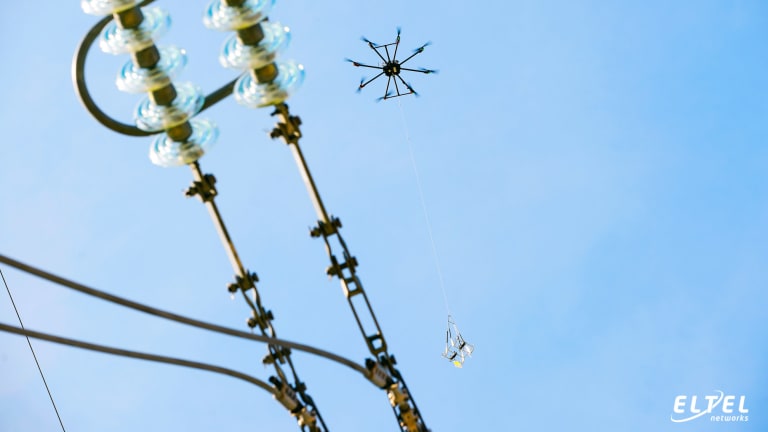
{"left": 347, "top": 28, "right": 435, "bottom": 101}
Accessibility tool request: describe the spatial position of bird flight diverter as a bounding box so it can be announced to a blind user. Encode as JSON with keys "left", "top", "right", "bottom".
{"left": 442, "top": 315, "right": 473, "bottom": 368}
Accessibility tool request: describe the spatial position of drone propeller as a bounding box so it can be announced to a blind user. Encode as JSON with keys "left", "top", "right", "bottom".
{"left": 356, "top": 77, "right": 365, "bottom": 93}
{"left": 361, "top": 36, "right": 378, "bottom": 47}
{"left": 377, "top": 92, "right": 394, "bottom": 102}
{"left": 413, "top": 41, "right": 432, "bottom": 53}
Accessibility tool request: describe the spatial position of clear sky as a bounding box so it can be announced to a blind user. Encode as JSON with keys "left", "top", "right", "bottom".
{"left": 1, "top": 1, "right": 767, "bottom": 431}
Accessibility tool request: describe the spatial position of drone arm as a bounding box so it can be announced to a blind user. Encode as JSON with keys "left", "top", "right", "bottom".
{"left": 350, "top": 61, "right": 383, "bottom": 70}
{"left": 394, "top": 74, "right": 416, "bottom": 95}
{"left": 360, "top": 71, "right": 385, "bottom": 89}
{"left": 399, "top": 67, "right": 434, "bottom": 74}
{"left": 392, "top": 40, "right": 400, "bottom": 63}
{"left": 398, "top": 49, "right": 423, "bottom": 66}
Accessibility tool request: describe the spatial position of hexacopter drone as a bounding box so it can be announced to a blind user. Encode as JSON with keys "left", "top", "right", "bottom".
{"left": 346, "top": 28, "right": 435, "bottom": 101}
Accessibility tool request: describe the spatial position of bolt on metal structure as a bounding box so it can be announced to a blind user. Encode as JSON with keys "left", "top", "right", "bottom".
{"left": 73, "top": 0, "right": 429, "bottom": 431}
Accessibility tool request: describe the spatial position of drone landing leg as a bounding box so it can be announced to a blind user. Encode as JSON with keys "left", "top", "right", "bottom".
{"left": 381, "top": 76, "right": 392, "bottom": 101}
{"left": 395, "top": 77, "right": 404, "bottom": 96}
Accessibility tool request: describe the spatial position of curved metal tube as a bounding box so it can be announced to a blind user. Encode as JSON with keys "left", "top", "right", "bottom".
{"left": 71, "top": 0, "right": 238, "bottom": 138}
{"left": 0, "top": 322, "right": 275, "bottom": 394}
{"left": 0, "top": 254, "right": 369, "bottom": 378}
{"left": 71, "top": 1, "right": 154, "bottom": 137}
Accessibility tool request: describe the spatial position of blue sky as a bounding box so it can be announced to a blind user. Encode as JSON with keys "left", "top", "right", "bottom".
{"left": 1, "top": 1, "right": 767, "bottom": 431}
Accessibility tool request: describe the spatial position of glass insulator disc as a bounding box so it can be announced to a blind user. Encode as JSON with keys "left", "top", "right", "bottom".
{"left": 233, "top": 60, "right": 304, "bottom": 108}
{"left": 134, "top": 82, "right": 204, "bottom": 132}
{"left": 99, "top": 6, "right": 170, "bottom": 55}
{"left": 203, "top": 0, "right": 275, "bottom": 31}
{"left": 219, "top": 21, "right": 290, "bottom": 70}
{"left": 149, "top": 118, "right": 218, "bottom": 167}
{"left": 116, "top": 45, "right": 187, "bottom": 93}
{"left": 82, "top": 0, "right": 136, "bottom": 16}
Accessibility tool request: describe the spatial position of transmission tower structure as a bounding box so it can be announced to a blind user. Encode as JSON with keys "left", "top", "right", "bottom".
{"left": 71, "top": 0, "right": 429, "bottom": 431}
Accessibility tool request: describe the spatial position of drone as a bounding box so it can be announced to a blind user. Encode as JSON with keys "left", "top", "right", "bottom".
{"left": 346, "top": 28, "right": 436, "bottom": 101}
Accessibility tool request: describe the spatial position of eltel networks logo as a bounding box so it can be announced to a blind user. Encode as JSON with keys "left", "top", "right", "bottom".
{"left": 671, "top": 390, "right": 749, "bottom": 423}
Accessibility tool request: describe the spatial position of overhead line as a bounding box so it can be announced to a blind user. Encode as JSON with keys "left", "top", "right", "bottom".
{"left": 0, "top": 322, "right": 274, "bottom": 393}
{"left": 0, "top": 254, "right": 369, "bottom": 378}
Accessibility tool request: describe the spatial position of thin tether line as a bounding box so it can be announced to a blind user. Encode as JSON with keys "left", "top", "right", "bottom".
{"left": 396, "top": 99, "right": 451, "bottom": 316}
{"left": 1, "top": 268, "right": 66, "bottom": 432}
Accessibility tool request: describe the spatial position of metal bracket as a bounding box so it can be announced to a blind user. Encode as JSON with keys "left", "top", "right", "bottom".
{"left": 310, "top": 217, "right": 341, "bottom": 238}
{"left": 270, "top": 103, "right": 302, "bottom": 145}
{"left": 185, "top": 173, "right": 218, "bottom": 202}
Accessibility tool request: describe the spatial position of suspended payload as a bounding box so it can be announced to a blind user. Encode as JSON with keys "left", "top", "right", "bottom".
{"left": 442, "top": 315, "right": 473, "bottom": 368}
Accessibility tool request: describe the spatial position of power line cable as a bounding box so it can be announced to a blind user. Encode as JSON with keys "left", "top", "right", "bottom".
{"left": 1, "top": 268, "right": 66, "bottom": 432}
{"left": 0, "top": 254, "right": 368, "bottom": 377}
{"left": 0, "top": 322, "right": 274, "bottom": 394}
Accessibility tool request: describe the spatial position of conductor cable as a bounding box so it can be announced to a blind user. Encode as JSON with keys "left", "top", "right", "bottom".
{"left": 0, "top": 254, "right": 367, "bottom": 377}
{"left": 1, "top": 268, "right": 66, "bottom": 432}
{"left": 0, "top": 322, "right": 274, "bottom": 393}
